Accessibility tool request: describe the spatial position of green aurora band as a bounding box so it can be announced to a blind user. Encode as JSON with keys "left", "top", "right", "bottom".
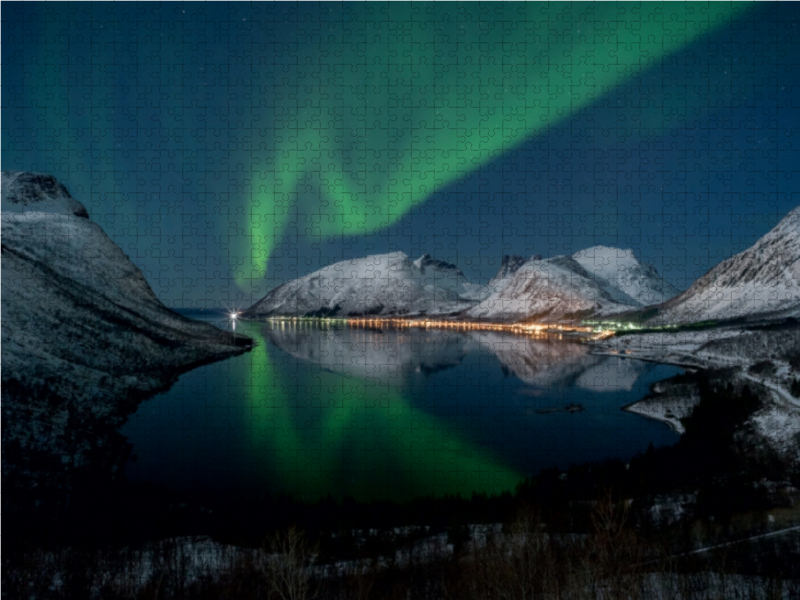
{"left": 7, "top": 2, "right": 747, "bottom": 291}
{"left": 237, "top": 321, "right": 522, "bottom": 501}
{"left": 238, "top": 2, "right": 744, "bottom": 286}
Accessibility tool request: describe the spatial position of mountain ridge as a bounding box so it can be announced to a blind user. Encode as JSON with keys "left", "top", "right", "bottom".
{"left": 245, "top": 247, "right": 678, "bottom": 322}
{"left": 244, "top": 207, "right": 799, "bottom": 326}
{"left": 242, "top": 251, "right": 475, "bottom": 318}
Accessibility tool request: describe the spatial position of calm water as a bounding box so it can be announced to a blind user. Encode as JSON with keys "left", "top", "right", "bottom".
{"left": 121, "top": 311, "right": 680, "bottom": 503}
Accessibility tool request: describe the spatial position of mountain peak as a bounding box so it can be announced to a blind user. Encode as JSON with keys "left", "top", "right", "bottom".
{"left": 502, "top": 254, "right": 528, "bottom": 265}
{"left": 1, "top": 171, "right": 89, "bottom": 218}
{"left": 412, "top": 253, "right": 431, "bottom": 269}
{"left": 413, "top": 253, "right": 464, "bottom": 276}
{"left": 573, "top": 245, "right": 636, "bottom": 263}
{"left": 776, "top": 205, "right": 800, "bottom": 231}
{"left": 488, "top": 254, "right": 530, "bottom": 283}
{"left": 570, "top": 245, "right": 678, "bottom": 307}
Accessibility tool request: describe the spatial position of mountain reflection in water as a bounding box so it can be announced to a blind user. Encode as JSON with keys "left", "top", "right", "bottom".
{"left": 268, "top": 324, "right": 649, "bottom": 393}
{"left": 122, "top": 317, "right": 679, "bottom": 503}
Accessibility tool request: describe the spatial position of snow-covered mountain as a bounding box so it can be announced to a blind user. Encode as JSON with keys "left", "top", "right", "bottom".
{"left": 243, "top": 251, "right": 476, "bottom": 318}
{"left": 572, "top": 246, "right": 679, "bottom": 306}
{"left": 1, "top": 171, "right": 250, "bottom": 486}
{"left": 485, "top": 254, "right": 535, "bottom": 295}
{"left": 247, "top": 245, "right": 678, "bottom": 323}
{"left": 648, "top": 207, "right": 800, "bottom": 324}
{"left": 464, "top": 253, "right": 654, "bottom": 322}
{"left": 1, "top": 170, "right": 90, "bottom": 217}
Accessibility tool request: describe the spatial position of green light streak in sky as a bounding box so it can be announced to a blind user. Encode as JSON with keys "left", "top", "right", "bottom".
{"left": 237, "top": 2, "right": 745, "bottom": 285}
{"left": 239, "top": 322, "right": 522, "bottom": 501}
{"left": 5, "top": 2, "right": 747, "bottom": 291}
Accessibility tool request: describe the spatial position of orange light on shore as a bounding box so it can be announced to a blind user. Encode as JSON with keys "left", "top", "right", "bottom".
{"left": 339, "top": 316, "right": 611, "bottom": 341}
{"left": 265, "top": 315, "right": 613, "bottom": 342}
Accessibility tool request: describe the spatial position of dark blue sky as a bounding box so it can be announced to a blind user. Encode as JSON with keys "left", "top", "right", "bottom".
{"left": 3, "top": 2, "right": 799, "bottom": 307}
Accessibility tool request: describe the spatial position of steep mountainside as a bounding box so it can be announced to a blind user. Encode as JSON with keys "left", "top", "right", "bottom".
{"left": 648, "top": 207, "right": 800, "bottom": 324}
{"left": 491, "top": 255, "right": 530, "bottom": 283}
{"left": 243, "top": 251, "right": 476, "bottom": 318}
{"left": 412, "top": 253, "right": 477, "bottom": 300}
{"left": 457, "top": 255, "right": 534, "bottom": 302}
{"left": 1, "top": 171, "right": 251, "bottom": 488}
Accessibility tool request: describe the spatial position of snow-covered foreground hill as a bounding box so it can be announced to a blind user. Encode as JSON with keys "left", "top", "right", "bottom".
{"left": 591, "top": 320, "right": 800, "bottom": 461}
{"left": 645, "top": 207, "right": 800, "bottom": 325}
{"left": 1, "top": 171, "right": 251, "bottom": 488}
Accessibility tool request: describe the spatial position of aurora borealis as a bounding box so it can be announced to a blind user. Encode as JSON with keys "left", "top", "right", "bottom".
{"left": 3, "top": 2, "right": 800, "bottom": 306}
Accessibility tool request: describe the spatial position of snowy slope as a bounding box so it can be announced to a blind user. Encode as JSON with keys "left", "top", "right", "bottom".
{"left": 572, "top": 246, "right": 679, "bottom": 306}
{"left": 592, "top": 321, "right": 800, "bottom": 459}
{"left": 650, "top": 207, "right": 800, "bottom": 324}
{"left": 464, "top": 255, "right": 641, "bottom": 322}
{"left": 243, "top": 251, "right": 477, "bottom": 318}
{"left": 1, "top": 171, "right": 250, "bottom": 486}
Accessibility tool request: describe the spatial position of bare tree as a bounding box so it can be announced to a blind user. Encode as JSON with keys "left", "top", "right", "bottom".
{"left": 266, "top": 526, "right": 318, "bottom": 600}
{"left": 583, "top": 491, "right": 646, "bottom": 600}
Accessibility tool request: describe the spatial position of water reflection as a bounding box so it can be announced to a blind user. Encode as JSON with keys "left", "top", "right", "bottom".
{"left": 122, "top": 318, "right": 679, "bottom": 503}
{"left": 264, "top": 323, "right": 467, "bottom": 387}
{"left": 472, "top": 332, "right": 649, "bottom": 392}
{"left": 268, "top": 324, "right": 649, "bottom": 393}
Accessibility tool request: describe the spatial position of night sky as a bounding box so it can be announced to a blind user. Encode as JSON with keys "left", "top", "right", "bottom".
{"left": 3, "top": 2, "right": 799, "bottom": 308}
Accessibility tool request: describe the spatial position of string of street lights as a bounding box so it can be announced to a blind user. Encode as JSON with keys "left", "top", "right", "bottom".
{"left": 258, "top": 315, "right": 615, "bottom": 341}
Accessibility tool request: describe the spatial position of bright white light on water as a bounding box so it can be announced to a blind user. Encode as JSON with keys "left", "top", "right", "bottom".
{"left": 225, "top": 308, "right": 241, "bottom": 333}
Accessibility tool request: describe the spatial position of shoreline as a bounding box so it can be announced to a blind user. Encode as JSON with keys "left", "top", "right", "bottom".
{"left": 596, "top": 350, "right": 696, "bottom": 435}
{"left": 621, "top": 399, "right": 687, "bottom": 435}
{"left": 245, "top": 314, "right": 609, "bottom": 341}
{"left": 251, "top": 314, "right": 713, "bottom": 434}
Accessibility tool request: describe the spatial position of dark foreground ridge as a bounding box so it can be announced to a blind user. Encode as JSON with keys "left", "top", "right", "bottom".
{"left": 1, "top": 171, "right": 253, "bottom": 507}
{"left": 4, "top": 369, "right": 799, "bottom": 598}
